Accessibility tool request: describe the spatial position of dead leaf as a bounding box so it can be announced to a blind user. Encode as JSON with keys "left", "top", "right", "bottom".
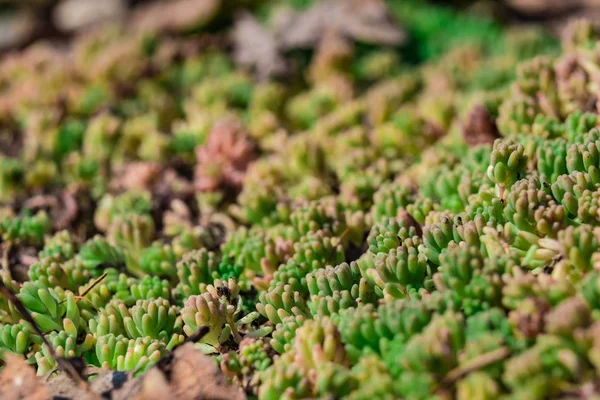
{"left": 462, "top": 104, "right": 500, "bottom": 146}
{"left": 233, "top": 0, "right": 404, "bottom": 79}
{"left": 114, "top": 343, "right": 246, "bottom": 400}
{"left": 232, "top": 13, "right": 288, "bottom": 80}
{"left": 46, "top": 373, "right": 101, "bottom": 400}
{"left": 398, "top": 209, "right": 422, "bottom": 237}
{"left": 0, "top": 354, "right": 49, "bottom": 400}
{"left": 504, "top": 0, "right": 584, "bottom": 15}
{"left": 131, "top": 0, "right": 221, "bottom": 34}
{"left": 21, "top": 189, "right": 80, "bottom": 232}
{"left": 53, "top": 0, "right": 126, "bottom": 33}
{"left": 279, "top": 0, "right": 405, "bottom": 49}
{"left": 88, "top": 369, "right": 135, "bottom": 400}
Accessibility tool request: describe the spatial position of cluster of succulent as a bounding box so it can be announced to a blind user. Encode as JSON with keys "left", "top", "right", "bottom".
{"left": 6, "top": 0, "right": 600, "bottom": 398}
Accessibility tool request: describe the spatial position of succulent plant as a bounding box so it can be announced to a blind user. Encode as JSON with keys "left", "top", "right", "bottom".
{"left": 5, "top": 2, "right": 600, "bottom": 398}
{"left": 487, "top": 139, "right": 527, "bottom": 197}
{"left": 28, "top": 258, "right": 91, "bottom": 291}
{"left": 138, "top": 243, "right": 178, "bottom": 278}
{"left": 79, "top": 236, "right": 126, "bottom": 270}
{"left": 0, "top": 323, "right": 36, "bottom": 361}
{"left": 0, "top": 211, "right": 50, "bottom": 246}
{"left": 256, "top": 282, "right": 310, "bottom": 325}
{"left": 35, "top": 330, "right": 94, "bottom": 375}
{"left": 95, "top": 334, "right": 166, "bottom": 372}
{"left": 183, "top": 279, "right": 258, "bottom": 347}
{"left": 38, "top": 230, "right": 77, "bottom": 263}
{"left": 17, "top": 282, "right": 83, "bottom": 334}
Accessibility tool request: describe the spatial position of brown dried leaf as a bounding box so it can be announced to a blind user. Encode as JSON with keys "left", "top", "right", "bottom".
{"left": 113, "top": 343, "right": 245, "bottom": 400}
{"left": 509, "top": 298, "right": 551, "bottom": 340}
{"left": 233, "top": 0, "right": 403, "bottom": 79}
{"left": 88, "top": 369, "right": 132, "bottom": 399}
{"left": 279, "top": 0, "right": 405, "bottom": 49}
{"left": 131, "top": 0, "right": 221, "bottom": 34}
{"left": 150, "top": 168, "right": 196, "bottom": 232}
{"left": 46, "top": 372, "right": 101, "bottom": 400}
{"left": 53, "top": 0, "right": 126, "bottom": 33}
{"left": 504, "top": 0, "right": 585, "bottom": 15}
{"left": 55, "top": 190, "right": 79, "bottom": 231}
{"left": 22, "top": 189, "right": 81, "bottom": 232}
{"left": 0, "top": 354, "right": 49, "bottom": 400}
{"left": 462, "top": 104, "right": 501, "bottom": 146}
{"left": 398, "top": 209, "right": 423, "bottom": 237}
{"left": 6, "top": 243, "right": 39, "bottom": 282}
{"left": 232, "top": 13, "right": 288, "bottom": 80}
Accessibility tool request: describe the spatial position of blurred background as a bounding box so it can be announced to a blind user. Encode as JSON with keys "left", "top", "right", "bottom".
{"left": 0, "top": 0, "right": 598, "bottom": 53}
